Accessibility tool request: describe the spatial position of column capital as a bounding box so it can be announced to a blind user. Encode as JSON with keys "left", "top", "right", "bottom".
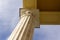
{"left": 19, "top": 8, "right": 40, "bottom": 28}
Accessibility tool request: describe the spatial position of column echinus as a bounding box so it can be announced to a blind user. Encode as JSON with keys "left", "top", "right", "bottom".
{"left": 8, "top": 0, "right": 40, "bottom": 40}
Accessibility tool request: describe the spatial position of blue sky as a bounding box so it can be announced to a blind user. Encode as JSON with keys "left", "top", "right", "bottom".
{"left": 0, "top": 0, "right": 22, "bottom": 40}
{"left": 33, "top": 25, "right": 60, "bottom": 40}
{"left": 0, "top": 0, "right": 60, "bottom": 40}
